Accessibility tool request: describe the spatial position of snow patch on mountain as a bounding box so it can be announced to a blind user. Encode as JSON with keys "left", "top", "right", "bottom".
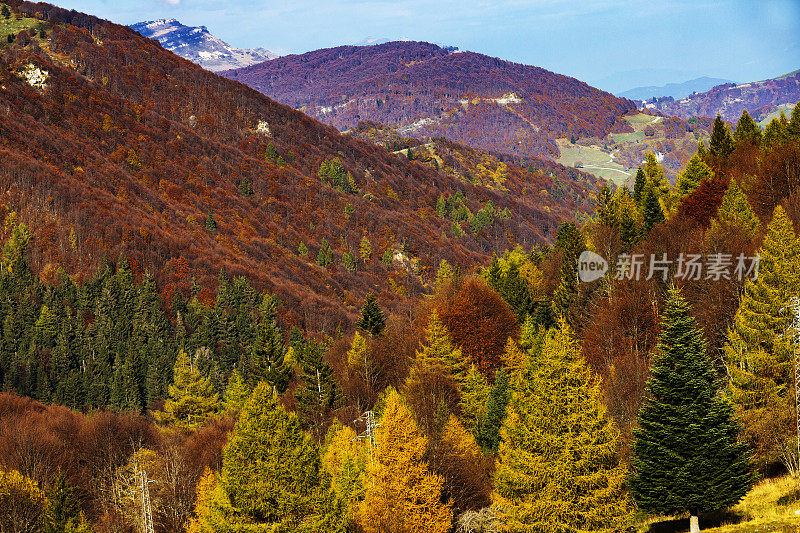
{"left": 130, "top": 19, "right": 278, "bottom": 72}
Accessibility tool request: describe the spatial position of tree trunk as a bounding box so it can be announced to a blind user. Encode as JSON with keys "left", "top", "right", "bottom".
{"left": 689, "top": 513, "right": 700, "bottom": 533}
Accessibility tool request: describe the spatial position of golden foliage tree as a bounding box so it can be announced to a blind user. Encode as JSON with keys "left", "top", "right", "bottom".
{"left": 322, "top": 420, "right": 368, "bottom": 527}
{"left": 493, "top": 322, "right": 630, "bottom": 532}
{"left": 154, "top": 349, "right": 218, "bottom": 430}
{"left": 359, "top": 389, "right": 452, "bottom": 533}
{"left": 724, "top": 205, "right": 800, "bottom": 470}
{"left": 0, "top": 469, "right": 47, "bottom": 533}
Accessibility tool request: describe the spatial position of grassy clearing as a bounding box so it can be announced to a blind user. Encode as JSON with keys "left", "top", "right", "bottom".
{"left": 635, "top": 475, "right": 800, "bottom": 532}
{"left": 555, "top": 139, "right": 633, "bottom": 185}
{"left": 0, "top": 8, "right": 48, "bottom": 46}
{"left": 612, "top": 131, "right": 645, "bottom": 143}
{"left": 759, "top": 103, "right": 796, "bottom": 128}
{"left": 625, "top": 113, "right": 660, "bottom": 125}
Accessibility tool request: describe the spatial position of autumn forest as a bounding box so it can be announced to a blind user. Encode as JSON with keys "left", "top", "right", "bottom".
{"left": 1, "top": 1, "right": 800, "bottom": 532}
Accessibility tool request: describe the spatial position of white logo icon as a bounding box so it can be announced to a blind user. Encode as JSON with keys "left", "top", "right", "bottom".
{"left": 578, "top": 251, "right": 608, "bottom": 282}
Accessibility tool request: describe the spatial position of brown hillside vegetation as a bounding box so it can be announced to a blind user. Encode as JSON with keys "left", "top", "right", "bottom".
{"left": 0, "top": 0, "right": 599, "bottom": 330}
{"left": 222, "top": 41, "right": 637, "bottom": 160}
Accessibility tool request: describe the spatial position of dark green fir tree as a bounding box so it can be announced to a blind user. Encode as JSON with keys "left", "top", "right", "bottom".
{"left": 205, "top": 212, "right": 217, "bottom": 232}
{"left": 631, "top": 288, "right": 753, "bottom": 533}
{"left": 295, "top": 341, "right": 342, "bottom": 440}
{"left": 642, "top": 186, "right": 665, "bottom": 232}
{"left": 475, "top": 368, "right": 510, "bottom": 453}
{"left": 239, "top": 177, "right": 253, "bottom": 196}
{"left": 633, "top": 166, "right": 646, "bottom": 204}
{"left": 733, "top": 110, "right": 761, "bottom": 148}
{"left": 356, "top": 293, "right": 385, "bottom": 337}
{"left": 247, "top": 296, "right": 291, "bottom": 393}
{"left": 709, "top": 115, "right": 734, "bottom": 160}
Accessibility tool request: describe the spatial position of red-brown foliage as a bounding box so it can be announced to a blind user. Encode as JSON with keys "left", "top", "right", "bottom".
{"left": 582, "top": 278, "right": 660, "bottom": 463}
{"left": 0, "top": 393, "right": 159, "bottom": 519}
{"left": 749, "top": 143, "right": 800, "bottom": 219}
{"left": 222, "top": 41, "right": 636, "bottom": 160}
{"left": 0, "top": 2, "right": 597, "bottom": 331}
{"left": 436, "top": 278, "right": 518, "bottom": 378}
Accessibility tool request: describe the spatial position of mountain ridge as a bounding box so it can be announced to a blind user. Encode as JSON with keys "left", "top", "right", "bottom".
{"left": 618, "top": 76, "right": 735, "bottom": 101}
{"left": 221, "top": 40, "right": 637, "bottom": 162}
{"left": 644, "top": 70, "right": 800, "bottom": 122}
{"left": 1, "top": 0, "right": 599, "bottom": 330}
{"left": 130, "top": 18, "right": 278, "bottom": 72}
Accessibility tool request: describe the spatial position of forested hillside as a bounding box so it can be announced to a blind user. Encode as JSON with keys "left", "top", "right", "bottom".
{"left": 2, "top": 1, "right": 800, "bottom": 533}
{"left": 222, "top": 41, "right": 637, "bottom": 160}
{"left": 0, "top": 0, "right": 597, "bottom": 332}
{"left": 648, "top": 70, "right": 800, "bottom": 122}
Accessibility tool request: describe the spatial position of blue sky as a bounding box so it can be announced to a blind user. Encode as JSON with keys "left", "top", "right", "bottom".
{"left": 55, "top": 0, "right": 800, "bottom": 92}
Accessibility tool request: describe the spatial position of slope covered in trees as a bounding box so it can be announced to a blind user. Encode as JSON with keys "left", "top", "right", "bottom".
{"left": 1, "top": 94, "right": 799, "bottom": 532}
{"left": 0, "top": 0, "right": 597, "bottom": 331}
{"left": 3, "top": 2, "right": 800, "bottom": 532}
{"left": 647, "top": 71, "right": 800, "bottom": 122}
{"left": 222, "top": 41, "right": 637, "bottom": 160}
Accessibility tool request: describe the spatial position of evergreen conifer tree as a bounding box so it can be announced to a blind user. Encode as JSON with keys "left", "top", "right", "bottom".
{"left": 724, "top": 205, "right": 800, "bottom": 467}
{"left": 733, "top": 109, "right": 762, "bottom": 148}
{"left": 493, "top": 321, "right": 630, "bottom": 532}
{"left": 706, "top": 179, "right": 761, "bottom": 243}
{"left": 185, "top": 467, "right": 217, "bottom": 533}
{"left": 322, "top": 421, "right": 368, "bottom": 527}
{"left": 501, "top": 337, "right": 525, "bottom": 381}
{"left": 359, "top": 236, "right": 372, "bottom": 263}
{"left": 43, "top": 472, "right": 91, "bottom": 533}
{"left": 155, "top": 348, "right": 218, "bottom": 429}
{"left": 222, "top": 369, "right": 250, "bottom": 416}
{"left": 644, "top": 152, "right": 667, "bottom": 192}
{"left": 347, "top": 331, "right": 375, "bottom": 393}
{"left": 248, "top": 296, "right": 291, "bottom": 393}
{"left": 111, "top": 351, "right": 142, "bottom": 413}
{"left": 642, "top": 185, "right": 665, "bottom": 232}
{"left": 710, "top": 114, "right": 734, "bottom": 159}
{"left": 633, "top": 166, "right": 646, "bottom": 204}
{"left": 410, "top": 310, "right": 468, "bottom": 383}
{"left": 762, "top": 113, "right": 790, "bottom": 149}
{"left": 697, "top": 139, "right": 709, "bottom": 160}
{"left": 669, "top": 153, "right": 713, "bottom": 213}
{"left": 475, "top": 369, "right": 510, "bottom": 453}
{"left": 459, "top": 364, "right": 489, "bottom": 433}
{"left": 357, "top": 293, "right": 385, "bottom": 337}
{"left": 295, "top": 341, "right": 342, "bottom": 440}
{"left": 633, "top": 288, "right": 753, "bottom": 532}
{"left": 238, "top": 177, "right": 253, "bottom": 196}
{"left": 205, "top": 212, "right": 216, "bottom": 232}
{"left": 789, "top": 103, "right": 800, "bottom": 141}
{"left": 219, "top": 381, "right": 345, "bottom": 531}
{"left": 359, "top": 389, "right": 452, "bottom": 533}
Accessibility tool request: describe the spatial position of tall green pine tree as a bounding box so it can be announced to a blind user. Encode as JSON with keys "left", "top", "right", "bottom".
{"left": 356, "top": 293, "right": 385, "bottom": 337}
{"left": 632, "top": 288, "right": 752, "bottom": 532}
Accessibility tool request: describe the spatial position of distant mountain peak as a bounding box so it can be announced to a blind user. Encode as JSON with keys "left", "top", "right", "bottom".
{"left": 617, "top": 76, "right": 735, "bottom": 101}
{"left": 355, "top": 36, "right": 391, "bottom": 46}
{"left": 645, "top": 70, "right": 800, "bottom": 121}
{"left": 130, "top": 18, "right": 278, "bottom": 72}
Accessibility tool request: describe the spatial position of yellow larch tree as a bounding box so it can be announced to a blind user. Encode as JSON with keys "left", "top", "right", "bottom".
{"left": 359, "top": 389, "right": 452, "bottom": 533}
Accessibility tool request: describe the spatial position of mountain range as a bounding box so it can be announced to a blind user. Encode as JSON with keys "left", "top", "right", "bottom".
{"left": 129, "top": 18, "right": 278, "bottom": 72}
{"left": 221, "top": 41, "right": 637, "bottom": 161}
{"left": 645, "top": 70, "right": 800, "bottom": 122}
{"left": 617, "top": 76, "right": 735, "bottom": 101}
{"left": 0, "top": 1, "right": 599, "bottom": 330}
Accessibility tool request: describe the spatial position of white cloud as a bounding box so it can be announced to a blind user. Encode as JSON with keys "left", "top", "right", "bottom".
{"left": 163, "top": 0, "right": 181, "bottom": 5}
